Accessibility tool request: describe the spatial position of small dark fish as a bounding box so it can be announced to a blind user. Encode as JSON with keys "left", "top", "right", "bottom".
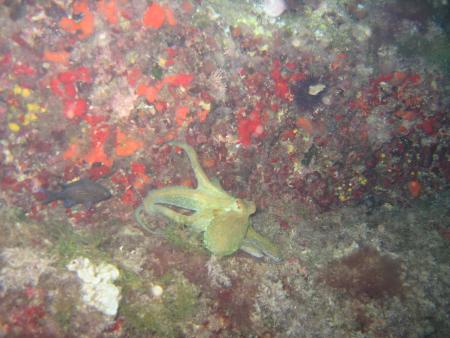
{"left": 43, "top": 179, "right": 112, "bottom": 208}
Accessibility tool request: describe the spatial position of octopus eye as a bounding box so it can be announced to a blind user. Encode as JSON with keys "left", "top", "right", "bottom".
{"left": 236, "top": 199, "right": 243, "bottom": 209}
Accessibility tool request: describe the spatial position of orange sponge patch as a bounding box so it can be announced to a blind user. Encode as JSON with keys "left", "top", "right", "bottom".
{"left": 115, "top": 128, "right": 143, "bottom": 157}
{"left": 143, "top": 3, "right": 166, "bottom": 29}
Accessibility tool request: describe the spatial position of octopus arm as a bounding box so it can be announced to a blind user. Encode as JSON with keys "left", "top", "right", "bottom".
{"left": 169, "top": 141, "right": 226, "bottom": 194}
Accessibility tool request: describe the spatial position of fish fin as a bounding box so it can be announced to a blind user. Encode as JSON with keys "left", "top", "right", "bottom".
{"left": 42, "top": 190, "right": 62, "bottom": 204}
{"left": 63, "top": 199, "right": 77, "bottom": 208}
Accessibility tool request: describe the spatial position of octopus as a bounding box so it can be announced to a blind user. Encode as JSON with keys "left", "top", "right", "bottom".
{"left": 135, "top": 141, "right": 281, "bottom": 261}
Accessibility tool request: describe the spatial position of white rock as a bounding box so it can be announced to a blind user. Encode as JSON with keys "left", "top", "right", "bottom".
{"left": 67, "top": 257, "right": 121, "bottom": 317}
{"left": 308, "top": 84, "right": 326, "bottom": 96}
{"left": 151, "top": 284, "right": 163, "bottom": 297}
{"left": 262, "top": 0, "right": 287, "bottom": 17}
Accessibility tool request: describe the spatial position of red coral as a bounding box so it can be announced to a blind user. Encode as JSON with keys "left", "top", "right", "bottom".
{"left": 121, "top": 187, "right": 138, "bottom": 205}
{"left": 50, "top": 67, "right": 92, "bottom": 99}
{"left": 59, "top": 1, "right": 95, "bottom": 40}
{"left": 127, "top": 67, "right": 142, "bottom": 87}
{"left": 163, "top": 73, "right": 193, "bottom": 87}
{"left": 90, "top": 125, "right": 110, "bottom": 146}
{"left": 142, "top": 2, "right": 166, "bottom": 29}
{"left": 270, "top": 59, "right": 293, "bottom": 100}
{"left": 12, "top": 63, "right": 36, "bottom": 76}
{"left": 237, "top": 109, "right": 264, "bottom": 146}
{"left": 58, "top": 67, "right": 92, "bottom": 84}
{"left": 84, "top": 144, "right": 112, "bottom": 167}
{"left": 9, "top": 304, "right": 46, "bottom": 334}
{"left": 137, "top": 73, "right": 193, "bottom": 104}
{"left": 418, "top": 117, "right": 438, "bottom": 135}
{"left": 142, "top": 3, "right": 177, "bottom": 29}
{"left": 129, "top": 162, "right": 151, "bottom": 190}
{"left": 83, "top": 114, "right": 109, "bottom": 126}
{"left": 63, "top": 98, "right": 88, "bottom": 119}
{"left": 115, "top": 128, "right": 144, "bottom": 157}
{"left": 98, "top": 0, "right": 120, "bottom": 25}
{"left": 111, "top": 171, "right": 130, "bottom": 186}
{"left": 50, "top": 77, "right": 76, "bottom": 98}
{"left": 131, "top": 162, "right": 146, "bottom": 175}
{"left": 88, "top": 164, "right": 112, "bottom": 180}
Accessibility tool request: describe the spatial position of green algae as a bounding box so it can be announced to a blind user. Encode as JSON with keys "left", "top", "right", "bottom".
{"left": 120, "top": 273, "right": 199, "bottom": 337}
{"left": 120, "top": 302, "right": 170, "bottom": 337}
{"left": 47, "top": 221, "right": 109, "bottom": 267}
{"left": 151, "top": 63, "right": 164, "bottom": 80}
{"left": 11, "top": 207, "right": 27, "bottom": 222}
{"left": 117, "top": 268, "right": 144, "bottom": 292}
{"left": 164, "top": 222, "right": 207, "bottom": 254}
{"left": 163, "top": 275, "right": 199, "bottom": 322}
{"left": 0, "top": 205, "right": 27, "bottom": 226}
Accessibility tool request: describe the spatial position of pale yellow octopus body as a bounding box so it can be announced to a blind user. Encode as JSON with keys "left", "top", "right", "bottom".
{"left": 135, "top": 142, "right": 281, "bottom": 261}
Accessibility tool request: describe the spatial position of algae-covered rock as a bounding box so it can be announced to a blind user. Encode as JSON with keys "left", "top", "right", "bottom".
{"left": 120, "top": 272, "right": 200, "bottom": 337}
{"left": 0, "top": 247, "right": 55, "bottom": 296}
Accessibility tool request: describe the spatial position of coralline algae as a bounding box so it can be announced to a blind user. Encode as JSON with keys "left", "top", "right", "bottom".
{"left": 67, "top": 257, "right": 121, "bottom": 317}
